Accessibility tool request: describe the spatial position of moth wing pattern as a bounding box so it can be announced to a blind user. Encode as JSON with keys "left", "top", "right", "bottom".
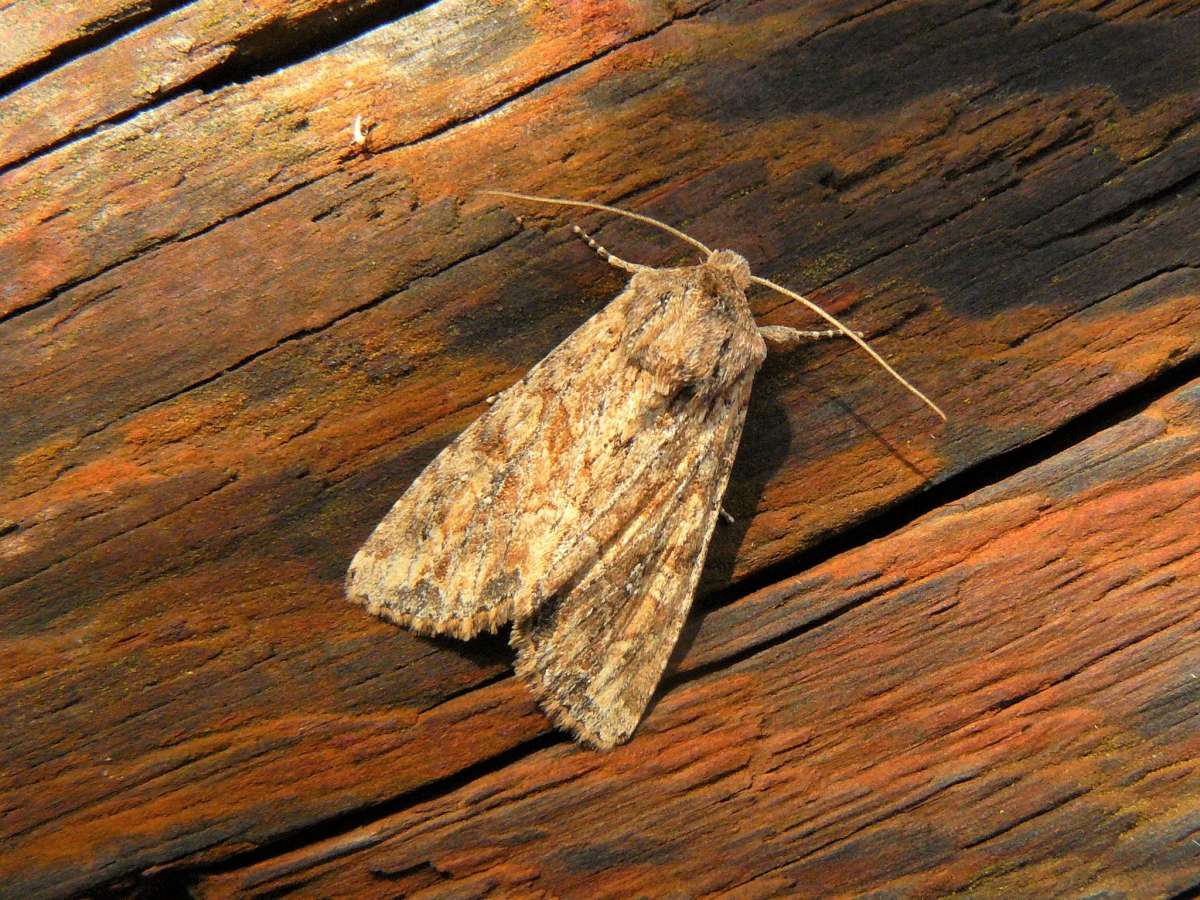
{"left": 511, "top": 370, "right": 755, "bottom": 748}
{"left": 346, "top": 290, "right": 632, "bottom": 639}
{"left": 348, "top": 254, "right": 767, "bottom": 745}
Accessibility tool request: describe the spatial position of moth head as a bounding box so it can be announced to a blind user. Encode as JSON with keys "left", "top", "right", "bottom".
{"left": 705, "top": 250, "right": 751, "bottom": 290}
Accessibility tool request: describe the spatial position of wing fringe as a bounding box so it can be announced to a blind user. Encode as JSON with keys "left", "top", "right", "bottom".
{"left": 346, "top": 583, "right": 534, "bottom": 641}
{"left": 510, "top": 638, "right": 622, "bottom": 749}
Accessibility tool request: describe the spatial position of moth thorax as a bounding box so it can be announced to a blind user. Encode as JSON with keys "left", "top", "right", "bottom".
{"left": 706, "top": 250, "right": 751, "bottom": 290}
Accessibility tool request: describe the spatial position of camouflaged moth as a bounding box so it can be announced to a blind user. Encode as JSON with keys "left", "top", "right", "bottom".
{"left": 346, "top": 190, "right": 944, "bottom": 748}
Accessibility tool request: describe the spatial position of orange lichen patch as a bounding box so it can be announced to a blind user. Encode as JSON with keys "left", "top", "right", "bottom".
{"left": 730, "top": 438, "right": 942, "bottom": 578}
{"left": 0, "top": 434, "right": 78, "bottom": 497}
{"left": 1012, "top": 286, "right": 1200, "bottom": 387}
{"left": 268, "top": 371, "right": 500, "bottom": 483}
{"left": 122, "top": 390, "right": 250, "bottom": 451}
{"left": 1096, "top": 94, "right": 1200, "bottom": 164}
{"left": 45, "top": 455, "right": 150, "bottom": 502}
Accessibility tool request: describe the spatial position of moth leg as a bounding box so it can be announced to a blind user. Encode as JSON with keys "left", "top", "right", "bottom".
{"left": 572, "top": 225, "right": 650, "bottom": 275}
{"left": 719, "top": 506, "right": 734, "bottom": 524}
{"left": 758, "top": 324, "right": 864, "bottom": 352}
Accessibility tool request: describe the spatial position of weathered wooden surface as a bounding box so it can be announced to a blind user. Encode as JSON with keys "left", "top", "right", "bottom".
{"left": 196, "top": 374, "right": 1200, "bottom": 898}
{"left": 1, "top": 0, "right": 1198, "bottom": 896}
{"left": 0, "top": 0, "right": 416, "bottom": 173}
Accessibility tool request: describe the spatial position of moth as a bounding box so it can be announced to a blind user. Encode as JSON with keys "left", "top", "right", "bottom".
{"left": 346, "top": 190, "right": 944, "bottom": 749}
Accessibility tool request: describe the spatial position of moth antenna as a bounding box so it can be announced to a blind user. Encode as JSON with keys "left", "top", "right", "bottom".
{"left": 749, "top": 275, "right": 947, "bottom": 422}
{"left": 571, "top": 225, "right": 648, "bottom": 275}
{"left": 480, "top": 189, "right": 713, "bottom": 257}
{"left": 481, "top": 189, "right": 944, "bottom": 420}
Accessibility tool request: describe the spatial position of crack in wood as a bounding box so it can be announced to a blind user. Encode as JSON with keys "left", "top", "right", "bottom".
{"left": 0, "top": 0, "right": 191, "bottom": 98}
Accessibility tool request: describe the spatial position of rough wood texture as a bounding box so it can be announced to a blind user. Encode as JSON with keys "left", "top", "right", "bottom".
{"left": 1, "top": 0, "right": 1198, "bottom": 896}
{"left": 198, "top": 376, "right": 1200, "bottom": 899}
{"left": 0, "top": 0, "right": 414, "bottom": 172}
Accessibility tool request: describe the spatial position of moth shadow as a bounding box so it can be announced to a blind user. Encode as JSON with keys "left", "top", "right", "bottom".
{"left": 835, "top": 397, "right": 932, "bottom": 481}
{"left": 414, "top": 627, "right": 514, "bottom": 669}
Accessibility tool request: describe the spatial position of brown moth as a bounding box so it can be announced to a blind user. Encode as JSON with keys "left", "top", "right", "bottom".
{"left": 346, "top": 190, "right": 944, "bottom": 749}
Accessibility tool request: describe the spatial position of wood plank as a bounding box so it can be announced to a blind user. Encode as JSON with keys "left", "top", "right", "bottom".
{"left": 0, "top": 0, "right": 549, "bottom": 173}
{"left": 196, "top": 375, "right": 1200, "bottom": 898}
{"left": 0, "top": 0, "right": 179, "bottom": 85}
{"left": 0, "top": 0, "right": 691, "bottom": 317}
{"left": 1, "top": 0, "right": 1198, "bottom": 894}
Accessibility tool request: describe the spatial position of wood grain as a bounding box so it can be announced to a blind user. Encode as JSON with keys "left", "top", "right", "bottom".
{"left": 1, "top": 0, "right": 1198, "bottom": 895}
{"left": 0, "top": 0, "right": 178, "bottom": 86}
{"left": 0, "top": 0, "right": 420, "bottom": 173}
{"left": 196, "top": 374, "right": 1200, "bottom": 899}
